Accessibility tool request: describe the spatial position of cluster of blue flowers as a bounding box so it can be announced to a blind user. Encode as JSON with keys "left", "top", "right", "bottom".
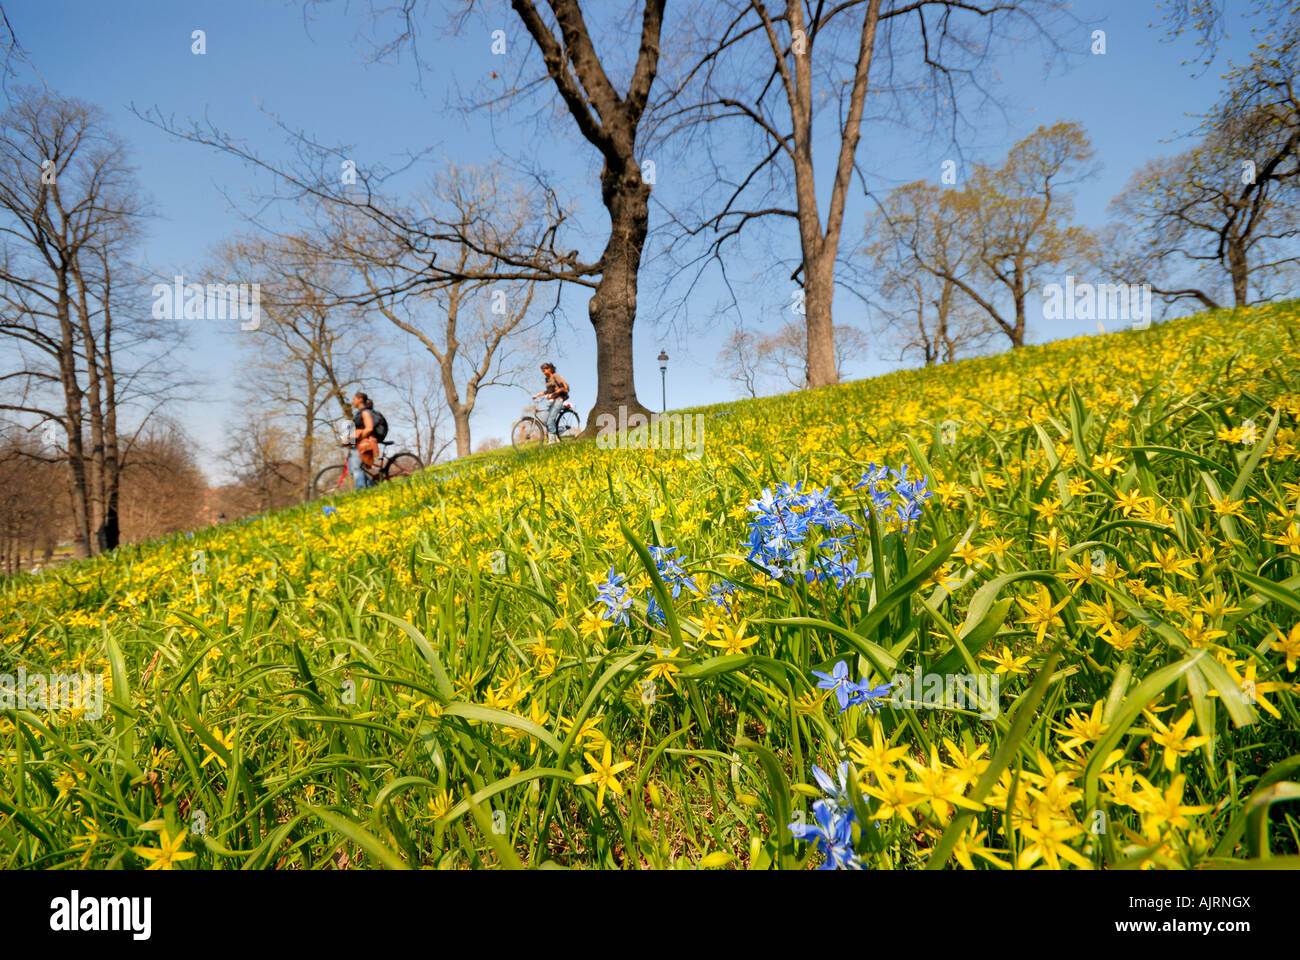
{"left": 642, "top": 545, "right": 700, "bottom": 625}
{"left": 812, "top": 660, "right": 894, "bottom": 714}
{"left": 853, "top": 463, "right": 933, "bottom": 532}
{"left": 706, "top": 580, "right": 738, "bottom": 613}
{"left": 646, "top": 545, "right": 698, "bottom": 597}
{"left": 788, "top": 763, "right": 862, "bottom": 870}
{"left": 595, "top": 567, "right": 633, "bottom": 625}
{"left": 742, "top": 481, "right": 866, "bottom": 586}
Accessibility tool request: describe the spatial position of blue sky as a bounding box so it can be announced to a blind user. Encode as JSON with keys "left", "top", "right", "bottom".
{"left": 2, "top": 1, "right": 1269, "bottom": 478}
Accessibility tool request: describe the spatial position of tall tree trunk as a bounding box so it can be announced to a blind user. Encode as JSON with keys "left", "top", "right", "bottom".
{"left": 99, "top": 261, "right": 122, "bottom": 551}
{"left": 510, "top": 0, "right": 664, "bottom": 430}
{"left": 452, "top": 408, "right": 472, "bottom": 458}
{"left": 586, "top": 161, "right": 652, "bottom": 427}
{"left": 303, "top": 405, "right": 315, "bottom": 502}
{"left": 938, "top": 277, "right": 955, "bottom": 363}
{"left": 783, "top": 0, "right": 881, "bottom": 389}
{"left": 802, "top": 252, "right": 837, "bottom": 388}
{"left": 1227, "top": 237, "right": 1249, "bottom": 306}
{"left": 73, "top": 271, "right": 109, "bottom": 551}
{"left": 56, "top": 283, "right": 92, "bottom": 558}
{"left": 1011, "top": 261, "right": 1027, "bottom": 348}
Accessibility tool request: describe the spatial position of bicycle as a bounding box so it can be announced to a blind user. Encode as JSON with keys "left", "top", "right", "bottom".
{"left": 311, "top": 441, "right": 423, "bottom": 498}
{"left": 511, "top": 398, "right": 580, "bottom": 451}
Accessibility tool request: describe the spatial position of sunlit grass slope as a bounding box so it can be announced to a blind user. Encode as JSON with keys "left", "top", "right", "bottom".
{"left": 3, "top": 303, "right": 1300, "bottom": 869}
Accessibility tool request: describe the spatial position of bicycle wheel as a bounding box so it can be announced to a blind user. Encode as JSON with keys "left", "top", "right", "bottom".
{"left": 511, "top": 417, "right": 545, "bottom": 451}
{"left": 382, "top": 452, "right": 423, "bottom": 481}
{"left": 555, "top": 408, "right": 580, "bottom": 440}
{"left": 312, "top": 464, "right": 347, "bottom": 499}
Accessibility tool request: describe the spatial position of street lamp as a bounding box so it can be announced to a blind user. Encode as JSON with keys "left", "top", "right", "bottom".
{"left": 657, "top": 350, "right": 669, "bottom": 412}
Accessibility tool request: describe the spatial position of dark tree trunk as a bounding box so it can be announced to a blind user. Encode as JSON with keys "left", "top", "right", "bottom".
{"left": 586, "top": 160, "right": 652, "bottom": 429}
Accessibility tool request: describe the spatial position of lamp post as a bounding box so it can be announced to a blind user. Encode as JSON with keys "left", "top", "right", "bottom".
{"left": 657, "top": 350, "right": 668, "bottom": 412}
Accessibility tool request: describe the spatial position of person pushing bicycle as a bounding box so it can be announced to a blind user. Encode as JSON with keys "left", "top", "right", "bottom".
{"left": 349, "top": 391, "right": 389, "bottom": 490}
{"left": 531, "top": 362, "right": 570, "bottom": 444}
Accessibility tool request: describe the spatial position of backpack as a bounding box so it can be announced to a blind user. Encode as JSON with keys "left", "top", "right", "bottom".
{"left": 370, "top": 409, "right": 388, "bottom": 442}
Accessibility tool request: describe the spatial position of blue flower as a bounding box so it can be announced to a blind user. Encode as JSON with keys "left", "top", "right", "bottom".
{"left": 647, "top": 544, "right": 699, "bottom": 598}
{"left": 707, "top": 581, "right": 738, "bottom": 612}
{"left": 742, "top": 482, "right": 856, "bottom": 584}
{"left": 849, "top": 679, "right": 895, "bottom": 713}
{"left": 813, "top": 662, "right": 894, "bottom": 714}
{"left": 321, "top": 505, "right": 337, "bottom": 516}
{"left": 789, "top": 763, "right": 862, "bottom": 870}
{"left": 595, "top": 567, "right": 633, "bottom": 626}
{"left": 812, "top": 660, "right": 857, "bottom": 712}
{"left": 854, "top": 462, "right": 933, "bottom": 533}
{"left": 646, "top": 593, "right": 665, "bottom": 626}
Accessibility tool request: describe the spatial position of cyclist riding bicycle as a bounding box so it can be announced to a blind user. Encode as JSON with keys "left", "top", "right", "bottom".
{"left": 349, "top": 391, "right": 389, "bottom": 490}
{"left": 531, "top": 362, "right": 570, "bottom": 444}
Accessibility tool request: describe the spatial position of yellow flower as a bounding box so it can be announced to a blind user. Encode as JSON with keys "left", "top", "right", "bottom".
{"left": 1015, "top": 586, "right": 1069, "bottom": 644}
{"left": 1016, "top": 809, "right": 1091, "bottom": 870}
{"left": 1272, "top": 623, "right": 1300, "bottom": 672}
{"left": 1091, "top": 451, "right": 1125, "bottom": 476}
{"left": 1145, "top": 709, "right": 1210, "bottom": 771}
{"left": 132, "top": 827, "right": 196, "bottom": 871}
{"left": 861, "top": 767, "right": 919, "bottom": 827}
{"left": 428, "top": 789, "right": 455, "bottom": 820}
{"left": 644, "top": 645, "right": 682, "bottom": 691}
{"left": 577, "top": 608, "right": 609, "bottom": 644}
{"left": 903, "top": 745, "right": 984, "bottom": 823}
{"left": 705, "top": 620, "right": 758, "bottom": 656}
{"left": 574, "top": 743, "right": 634, "bottom": 809}
{"left": 1056, "top": 701, "right": 1108, "bottom": 752}
{"left": 980, "top": 644, "right": 1032, "bottom": 676}
{"left": 1136, "top": 774, "right": 1214, "bottom": 840}
{"left": 952, "top": 825, "right": 1011, "bottom": 870}
{"left": 847, "top": 720, "right": 909, "bottom": 777}
{"left": 1141, "top": 546, "right": 1197, "bottom": 578}
{"left": 199, "top": 726, "right": 234, "bottom": 769}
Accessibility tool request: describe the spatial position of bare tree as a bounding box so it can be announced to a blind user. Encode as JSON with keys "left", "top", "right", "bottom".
{"left": 334, "top": 167, "right": 545, "bottom": 458}
{"left": 220, "top": 421, "right": 306, "bottom": 514}
{"left": 1105, "top": 20, "right": 1300, "bottom": 310}
{"left": 381, "top": 351, "right": 456, "bottom": 467}
{"left": 0, "top": 423, "right": 63, "bottom": 575}
{"left": 876, "top": 122, "right": 1096, "bottom": 348}
{"left": 657, "top": 0, "right": 1072, "bottom": 387}
{"left": 761, "top": 319, "right": 870, "bottom": 389}
{"left": 470, "top": 0, "right": 667, "bottom": 428}
{"left": 716, "top": 325, "right": 764, "bottom": 398}
{"left": 117, "top": 419, "right": 207, "bottom": 542}
{"left": 0, "top": 88, "right": 167, "bottom": 556}
{"left": 863, "top": 180, "right": 995, "bottom": 364}
{"left": 215, "top": 234, "right": 371, "bottom": 499}
{"left": 141, "top": 1, "right": 667, "bottom": 435}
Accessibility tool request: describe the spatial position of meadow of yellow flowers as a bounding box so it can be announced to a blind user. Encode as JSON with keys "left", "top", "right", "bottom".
{"left": 2, "top": 302, "right": 1299, "bottom": 869}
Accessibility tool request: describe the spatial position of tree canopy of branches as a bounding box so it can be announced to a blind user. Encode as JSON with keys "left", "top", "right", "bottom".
{"left": 1105, "top": 18, "right": 1300, "bottom": 310}
{"left": 658, "top": 0, "right": 1071, "bottom": 386}
{"left": 0, "top": 87, "right": 173, "bottom": 556}
{"left": 867, "top": 121, "right": 1096, "bottom": 349}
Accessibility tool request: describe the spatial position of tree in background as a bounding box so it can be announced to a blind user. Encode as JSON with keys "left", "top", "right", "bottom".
{"left": 871, "top": 123, "right": 1096, "bottom": 349}
{"left": 1104, "top": 17, "right": 1299, "bottom": 310}
{"left": 333, "top": 167, "right": 545, "bottom": 459}
{"left": 116, "top": 419, "right": 207, "bottom": 542}
{"left": 761, "top": 320, "right": 871, "bottom": 390}
{"left": 863, "top": 180, "right": 995, "bottom": 365}
{"left": 217, "top": 234, "right": 371, "bottom": 499}
{"left": 716, "top": 326, "right": 764, "bottom": 399}
{"left": 0, "top": 425, "right": 64, "bottom": 575}
{"left": 0, "top": 87, "right": 174, "bottom": 556}
{"left": 661, "top": 0, "right": 1072, "bottom": 387}
{"left": 714, "top": 319, "right": 869, "bottom": 397}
